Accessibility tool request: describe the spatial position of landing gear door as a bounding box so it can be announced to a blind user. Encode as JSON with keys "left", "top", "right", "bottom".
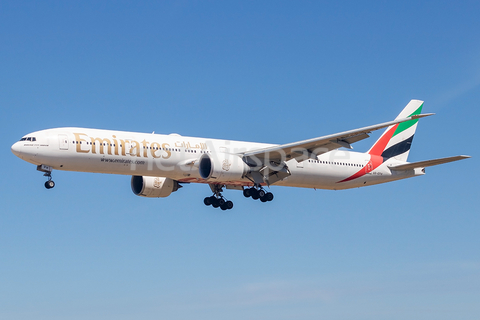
{"left": 59, "top": 134, "right": 69, "bottom": 150}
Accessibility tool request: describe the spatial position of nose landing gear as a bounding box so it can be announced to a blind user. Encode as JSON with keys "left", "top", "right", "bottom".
{"left": 44, "top": 178, "right": 55, "bottom": 189}
{"left": 37, "top": 165, "right": 55, "bottom": 189}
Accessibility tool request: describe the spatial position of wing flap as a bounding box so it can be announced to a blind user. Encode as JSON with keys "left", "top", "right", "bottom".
{"left": 389, "top": 155, "right": 470, "bottom": 171}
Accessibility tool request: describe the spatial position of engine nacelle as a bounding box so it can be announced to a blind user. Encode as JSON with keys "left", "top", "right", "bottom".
{"left": 131, "top": 176, "right": 180, "bottom": 198}
{"left": 199, "top": 153, "right": 249, "bottom": 182}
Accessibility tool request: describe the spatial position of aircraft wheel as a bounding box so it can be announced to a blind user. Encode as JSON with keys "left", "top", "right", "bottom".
{"left": 243, "top": 189, "right": 251, "bottom": 198}
{"left": 45, "top": 180, "right": 55, "bottom": 189}
{"left": 226, "top": 201, "right": 234, "bottom": 210}
{"left": 251, "top": 189, "right": 260, "bottom": 200}
{"left": 260, "top": 196, "right": 267, "bottom": 202}
{"left": 266, "top": 192, "right": 274, "bottom": 201}
{"left": 218, "top": 198, "right": 226, "bottom": 206}
{"left": 204, "top": 197, "right": 212, "bottom": 206}
{"left": 212, "top": 198, "right": 220, "bottom": 208}
{"left": 258, "top": 189, "right": 266, "bottom": 198}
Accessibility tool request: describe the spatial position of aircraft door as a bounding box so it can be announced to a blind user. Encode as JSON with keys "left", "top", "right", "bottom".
{"left": 125, "top": 140, "right": 136, "bottom": 156}
{"left": 59, "top": 134, "right": 69, "bottom": 150}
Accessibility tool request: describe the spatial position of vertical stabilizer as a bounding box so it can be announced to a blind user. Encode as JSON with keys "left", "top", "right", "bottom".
{"left": 368, "top": 99, "right": 424, "bottom": 161}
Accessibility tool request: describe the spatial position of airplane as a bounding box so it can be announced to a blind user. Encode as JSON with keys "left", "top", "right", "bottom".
{"left": 11, "top": 99, "right": 470, "bottom": 210}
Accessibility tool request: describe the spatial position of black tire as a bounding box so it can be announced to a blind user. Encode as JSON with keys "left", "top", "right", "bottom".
{"left": 204, "top": 197, "right": 212, "bottom": 206}
{"left": 212, "top": 198, "right": 220, "bottom": 208}
{"left": 45, "top": 180, "right": 55, "bottom": 189}
{"left": 226, "top": 201, "right": 234, "bottom": 210}
{"left": 251, "top": 189, "right": 260, "bottom": 200}
{"left": 260, "top": 196, "right": 267, "bottom": 202}
{"left": 218, "top": 198, "right": 226, "bottom": 206}
{"left": 243, "top": 189, "right": 251, "bottom": 198}
{"left": 266, "top": 192, "right": 274, "bottom": 201}
{"left": 258, "top": 189, "right": 266, "bottom": 198}
{"left": 220, "top": 204, "right": 228, "bottom": 210}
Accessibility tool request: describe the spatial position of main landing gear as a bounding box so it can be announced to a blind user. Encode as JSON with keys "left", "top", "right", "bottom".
{"left": 204, "top": 184, "right": 234, "bottom": 210}
{"left": 37, "top": 165, "right": 55, "bottom": 189}
{"left": 243, "top": 187, "right": 274, "bottom": 202}
{"left": 204, "top": 195, "right": 234, "bottom": 210}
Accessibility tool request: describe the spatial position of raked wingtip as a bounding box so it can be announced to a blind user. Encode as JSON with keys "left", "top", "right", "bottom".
{"left": 412, "top": 113, "right": 435, "bottom": 119}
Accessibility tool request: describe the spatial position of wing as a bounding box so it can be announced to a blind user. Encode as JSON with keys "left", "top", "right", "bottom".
{"left": 241, "top": 113, "right": 434, "bottom": 166}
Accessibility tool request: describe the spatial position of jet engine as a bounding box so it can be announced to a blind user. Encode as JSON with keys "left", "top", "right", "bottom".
{"left": 199, "top": 153, "right": 249, "bottom": 182}
{"left": 131, "top": 176, "right": 180, "bottom": 198}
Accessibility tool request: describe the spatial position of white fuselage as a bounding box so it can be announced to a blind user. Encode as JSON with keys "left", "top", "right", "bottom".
{"left": 11, "top": 127, "right": 424, "bottom": 190}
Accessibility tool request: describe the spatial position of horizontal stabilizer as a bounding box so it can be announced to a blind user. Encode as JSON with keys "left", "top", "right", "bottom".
{"left": 389, "top": 155, "right": 470, "bottom": 171}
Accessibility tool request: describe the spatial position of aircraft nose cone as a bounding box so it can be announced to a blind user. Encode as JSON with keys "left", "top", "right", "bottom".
{"left": 11, "top": 142, "right": 22, "bottom": 158}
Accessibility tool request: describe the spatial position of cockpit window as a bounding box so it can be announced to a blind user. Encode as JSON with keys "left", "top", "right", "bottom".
{"left": 20, "top": 137, "right": 36, "bottom": 142}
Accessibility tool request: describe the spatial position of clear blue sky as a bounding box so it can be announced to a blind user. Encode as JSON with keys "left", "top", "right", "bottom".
{"left": 1, "top": 1, "right": 479, "bottom": 319}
